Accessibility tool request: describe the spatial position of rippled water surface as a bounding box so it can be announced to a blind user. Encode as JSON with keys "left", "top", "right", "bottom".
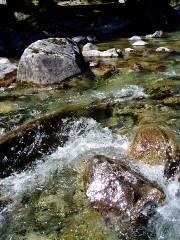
{"left": 0, "top": 28, "right": 179, "bottom": 239}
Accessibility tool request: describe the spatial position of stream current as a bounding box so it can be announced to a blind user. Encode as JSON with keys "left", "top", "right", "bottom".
{"left": 0, "top": 28, "right": 179, "bottom": 239}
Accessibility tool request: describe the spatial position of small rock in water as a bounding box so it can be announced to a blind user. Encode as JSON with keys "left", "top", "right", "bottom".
{"left": 146, "top": 30, "right": 165, "bottom": 38}
{"left": 156, "top": 46, "right": 171, "bottom": 52}
{"left": 89, "top": 61, "right": 98, "bottom": 67}
{"left": 82, "top": 43, "right": 99, "bottom": 51}
{"left": 0, "top": 63, "right": 17, "bottom": 87}
{"left": 132, "top": 40, "right": 149, "bottom": 46}
{"left": 72, "top": 36, "right": 87, "bottom": 44}
{"left": 129, "top": 62, "right": 142, "bottom": 71}
{"left": 125, "top": 48, "right": 134, "bottom": 52}
{"left": 155, "top": 65, "right": 167, "bottom": 72}
{"left": 87, "top": 35, "right": 96, "bottom": 43}
{"left": 14, "top": 11, "right": 31, "bottom": 21}
{"left": 0, "top": 57, "right": 10, "bottom": 64}
{"left": 129, "top": 35, "right": 142, "bottom": 41}
{"left": 82, "top": 43, "right": 122, "bottom": 57}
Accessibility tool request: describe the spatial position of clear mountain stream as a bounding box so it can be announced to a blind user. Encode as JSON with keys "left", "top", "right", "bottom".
{"left": 0, "top": 28, "right": 179, "bottom": 239}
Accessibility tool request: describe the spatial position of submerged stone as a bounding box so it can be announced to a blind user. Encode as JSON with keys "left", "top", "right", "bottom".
{"left": 146, "top": 80, "right": 180, "bottom": 100}
{"left": 127, "top": 124, "right": 180, "bottom": 179}
{"left": 125, "top": 47, "right": 134, "bottom": 52}
{"left": 90, "top": 63, "right": 116, "bottom": 78}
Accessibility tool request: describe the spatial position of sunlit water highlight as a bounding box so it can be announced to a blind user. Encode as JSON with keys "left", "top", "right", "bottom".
{"left": 0, "top": 118, "right": 179, "bottom": 239}
{"left": 0, "top": 28, "right": 179, "bottom": 239}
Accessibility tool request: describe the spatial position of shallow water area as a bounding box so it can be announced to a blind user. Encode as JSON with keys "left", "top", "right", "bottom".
{"left": 0, "top": 28, "right": 179, "bottom": 239}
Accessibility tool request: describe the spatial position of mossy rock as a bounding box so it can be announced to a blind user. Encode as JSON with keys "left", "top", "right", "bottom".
{"left": 146, "top": 80, "right": 180, "bottom": 100}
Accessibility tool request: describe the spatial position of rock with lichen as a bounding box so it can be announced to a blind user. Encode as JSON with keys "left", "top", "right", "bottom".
{"left": 17, "top": 38, "right": 85, "bottom": 84}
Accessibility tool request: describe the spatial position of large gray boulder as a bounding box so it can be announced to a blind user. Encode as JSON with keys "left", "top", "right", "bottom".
{"left": 17, "top": 38, "right": 85, "bottom": 84}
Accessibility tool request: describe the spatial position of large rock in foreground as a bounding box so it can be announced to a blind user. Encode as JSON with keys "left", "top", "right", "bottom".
{"left": 17, "top": 38, "right": 85, "bottom": 84}
{"left": 85, "top": 155, "right": 165, "bottom": 221}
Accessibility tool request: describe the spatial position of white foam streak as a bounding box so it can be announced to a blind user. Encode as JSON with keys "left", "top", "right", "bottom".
{"left": 50, "top": 118, "right": 128, "bottom": 161}
{"left": 0, "top": 117, "right": 128, "bottom": 222}
{"left": 92, "top": 85, "right": 148, "bottom": 102}
{"left": 162, "top": 71, "right": 180, "bottom": 76}
{"left": 148, "top": 178, "right": 180, "bottom": 239}
{"left": 124, "top": 160, "right": 180, "bottom": 239}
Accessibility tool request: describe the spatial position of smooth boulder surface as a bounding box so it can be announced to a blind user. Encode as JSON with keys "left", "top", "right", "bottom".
{"left": 127, "top": 124, "right": 180, "bottom": 179}
{"left": 17, "top": 38, "right": 85, "bottom": 84}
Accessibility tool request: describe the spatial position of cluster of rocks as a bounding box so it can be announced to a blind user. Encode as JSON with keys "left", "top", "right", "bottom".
{"left": 0, "top": 29, "right": 174, "bottom": 86}
{"left": 82, "top": 42, "right": 122, "bottom": 57}
{"left": 127, "top": 31, "right": 171, "bottom": 52}
{"left": 0, "top": 38, "right": 179, "bottom": 239}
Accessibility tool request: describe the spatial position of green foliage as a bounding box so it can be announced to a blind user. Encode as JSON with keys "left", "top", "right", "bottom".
{"left": 170, "top": 0, "right": 180, "bottom": 6}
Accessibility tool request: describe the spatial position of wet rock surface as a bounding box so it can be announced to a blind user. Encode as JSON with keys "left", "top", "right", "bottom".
{"left": 127, "top": 124, "right": 180, "bottom": 178}
{"left": 85, "top": 155, "right": 165, "bottom": 217}
{"left": 85, "top": 155, "right": 165, "bottom": 238}
{"left": 0, "top": 2, "right": 179, "bottom": 239}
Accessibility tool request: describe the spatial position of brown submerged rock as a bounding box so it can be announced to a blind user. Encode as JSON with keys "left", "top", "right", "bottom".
{"left": 127, "top": 124, "right": 180, "bottom": 179}
{"left": 84, "top": 155, "right": 165, "bottom": 222}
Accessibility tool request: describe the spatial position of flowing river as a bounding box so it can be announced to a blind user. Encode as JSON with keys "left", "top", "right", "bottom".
{"left": 0, "top": 28, "right": 179, "bottom": 239}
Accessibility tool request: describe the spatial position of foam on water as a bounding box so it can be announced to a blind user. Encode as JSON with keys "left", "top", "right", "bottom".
{"left": 0, "top": 117, "right": 128, "bottom": 226}
{"left": 0, "top": 117, "right": 179, "bottom": 239}
{"left": 92, "top": 85, "right": 148, "bottom": 102}
{"left": 0, "top": 128, "right": 5, "bottom": 135}
{"left": 162, "top": 71, "right": 180, "bottom": 77}
{"left": 130, "top": 161, "right": 180, "bottom": 240}
{"left": 148, "top": 178, "right": 180, "bottom": 240}
{"left": 112, "top": 153, "right": 180, "bottom": 239}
